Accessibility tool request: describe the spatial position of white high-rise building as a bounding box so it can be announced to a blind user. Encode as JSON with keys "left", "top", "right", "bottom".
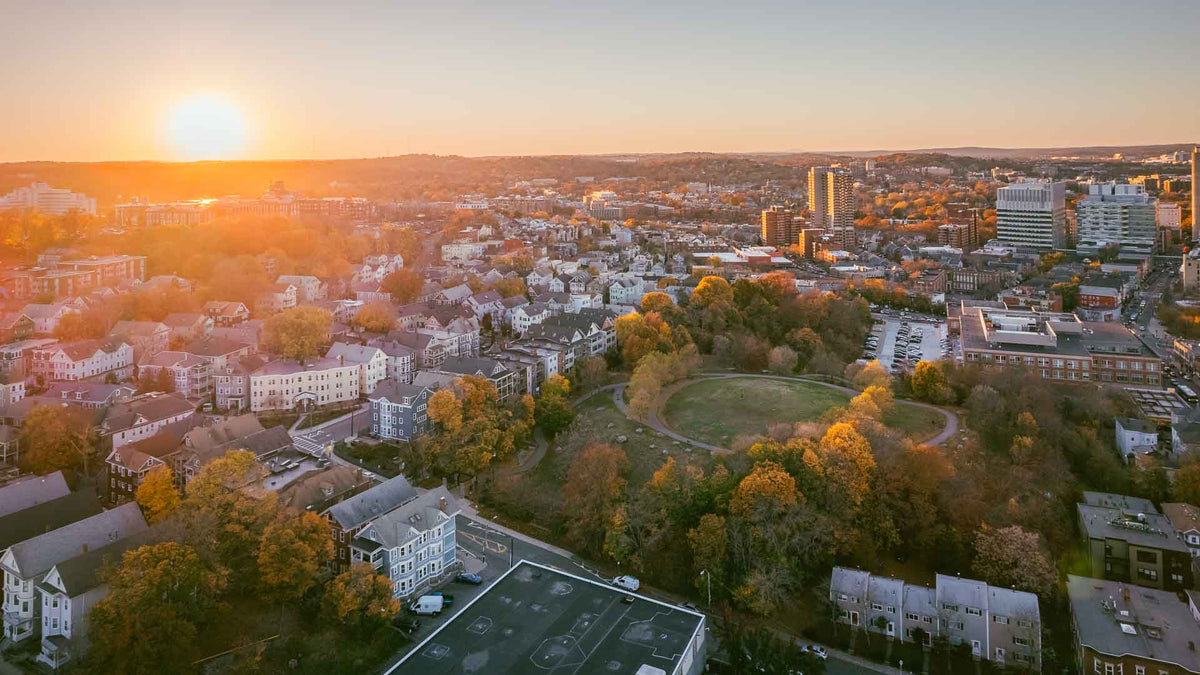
{"left": 995, "top": 180, "right": 1066, "bottom": 250}
{"left": 808, "top": 167, "right": 855, "bottom": 250}
{"left": 1158, "top": 201, "right": 1182, "bottom": 229}
{"left": 1075, "top": 182, "right": 1157, "bottom": 254}
{"left": 0, "top": 183, "right": 96, "bottom": 216}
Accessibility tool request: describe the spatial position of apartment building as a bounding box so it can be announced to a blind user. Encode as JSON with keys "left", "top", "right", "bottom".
{"left": 0, "top": 183, "right": 96, "bottom": 216}
{"left": 1161, "top": 502, "right": 1200, "bottom": 558}
{"left": 325, "top": 342, "right": 388, "bottom": 394}
{"left": 1077, "top": 493, "right": 1193, "bottom": 592}
{"left": 996, "top": 180, "right": 1067, "bottom": 250}
{"left": 350, "top": 487, "right": 459, "bottom": 599}
{"left": 1067, "top": 574, "right": 1200, "bottom": 675}
{"left": 809, "top": 168, "right": 856, "bottom": 250}
{"left": 202, "top": 300, "right": 251, "bottom": 326}
{"left": 1, "top": 503, "right": 147, "bottom": 642}
{"left": 1075, "top": 182, "right": 1158, "bottom": 254}
{"left": 761, "top": 206, "right": 799, "bottom": 246}
{"left": 257, "top": 283, "right": 298, "bottom": 314}
{"left": 137, "top": 350, "right": 211, "bottom": 399}
{"left": 58, "top": 255, "right": 146, "bottom": 285}
{"left": 430, "top": 356, "right": 517, "bottom": 401}
{"left": 365, "top": 337, "right": 416, "bottom": 384}
{"left": 830, "top": 567, "right": 1042, "bottom": 670}
{"left": 30, "top": 340, "right": 134, "bottom": 383}
{"left": 247, "top": 357, "right": 361, "bottom": 411}
{"left": 368, "top": 381, "right": 432, "bottom": 441}
{"left": 958, "top": 303, "right": 1162, "bottom": 388}
{"left": 275, "top": 275, "right": 325, "bottom": 303}
{"left": 325, "top": 476, "right": 418, "bottom": 573}
{"left": 99, "top": 392, "right": 197, "bottom": 451}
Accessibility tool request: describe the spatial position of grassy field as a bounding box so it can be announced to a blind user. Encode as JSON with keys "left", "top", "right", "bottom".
{"left": 663, "top": 377, "right": 946, "bottom": 446}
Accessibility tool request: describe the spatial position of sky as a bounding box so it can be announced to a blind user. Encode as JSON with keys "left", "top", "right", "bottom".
{"left": 2, "top": 0, "right": 1199, "bottom": 162}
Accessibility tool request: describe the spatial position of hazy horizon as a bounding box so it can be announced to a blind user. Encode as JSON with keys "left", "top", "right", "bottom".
{"left": 3, "top": 0, "right": 1199, "bottom": 162}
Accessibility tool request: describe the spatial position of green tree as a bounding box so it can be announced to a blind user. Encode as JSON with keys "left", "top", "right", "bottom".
{"left": 910, "top": 360, "right": 950, "bottom": 403}
{"left": 263, "top": 306, "right": 331, "bottom": 361}
{"left": 535, "top": 375, "right": 574, "bottom": 436}
{"left": 87, "top": 542, "right": 228, "bottom": 675}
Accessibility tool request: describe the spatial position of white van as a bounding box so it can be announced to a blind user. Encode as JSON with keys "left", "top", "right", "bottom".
{"left": 410, "top": 595, "right": 444, "bottom": 616}
{"left": 613, "top": 575, "right": 641, "bottom": 592}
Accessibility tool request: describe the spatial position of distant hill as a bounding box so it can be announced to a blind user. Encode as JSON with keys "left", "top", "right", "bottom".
{"left": 831, "top": 143, "right": 1195, "bottom": 160}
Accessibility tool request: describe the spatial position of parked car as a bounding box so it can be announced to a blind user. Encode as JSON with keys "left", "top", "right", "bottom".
{"left": 456, "top": 572, "right": 483, "bottom": 585}
{"left": 409, "top": 595, "right": 444, "bottom": 616}
{"left": 613, "top": 575, "right": 641, "bottom": 592}
{"left": 432, "top": 591, "right": 455, "bottom": 605}
{"left": 394, "top": 616, "right": 421, "bottom": 632}
{"left": 801, "top": 644, "right": 828, "bottom": 660}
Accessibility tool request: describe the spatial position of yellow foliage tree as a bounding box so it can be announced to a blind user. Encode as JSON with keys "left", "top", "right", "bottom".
{"left": 257, "top": 512, "right": 332, "bottom": 603}
{"left": 427, "top": 389, "right": 464, "bottom": 432}
{"left": 729, "top": 460, "right": 798, "bottom": 518}
{"left": 135, "top": 465, "right": 180, "bottom": 524}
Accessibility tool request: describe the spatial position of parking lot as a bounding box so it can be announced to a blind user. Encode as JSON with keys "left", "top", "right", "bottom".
{"left": 863, "top": 316, "right": 950, "bottom": 372}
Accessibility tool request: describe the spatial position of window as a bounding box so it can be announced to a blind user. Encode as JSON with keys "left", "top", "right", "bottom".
{"left": 966, "top": 607, "right": 982, "bottom": 616}
{"left": 993, "top": 615, "right": 1008, "bottom": 624}
{"left": 872, "top": 603, "right": 884, "bottom": 611}
{"left": 1012, "top": 636, "right": 1029, "bottom": 646}
{"left": 941, "top": 603, "right": 958, "bottom": 612}
{"left": 906, "top": 612, "right": 920, "bottom": 621}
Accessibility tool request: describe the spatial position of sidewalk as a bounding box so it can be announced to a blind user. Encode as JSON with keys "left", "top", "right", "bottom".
{"left": 455, "top": 498, "right": 580, "bottom": 562}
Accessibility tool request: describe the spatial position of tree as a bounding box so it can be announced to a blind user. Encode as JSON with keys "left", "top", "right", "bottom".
{"left": 730, "top": 460, "right": 798, "bottom": 518}
{"left": 688, "top": 514, "right": 728, "bottom": 595}
{"left": 1173, "top": 462, "right": 1200, "bottom": 505}
{"left": 381, "top": 268, "right": 425, "bottom": 303}
{"left": 87, "top": 542, "right": 228, "bottom": 675}
{"left": 563, "top": 443, "right": 628, "bottom": 555}
{"left": 814, "top": 422, "right": 876, "bottom": 510}
{"left": 640, "top": 292, "right": 676, "bottom": 315}
{"left": 972, "top": 525, "right": 1056, "bottom": 597}
{"left": 427, "top": 389, "right": 464, "bottom": 432}
{"left": 847, "top": 360, "right": 892, "bottom": 389}
{"left": 182, "top": 450, "right": 278, "bottom": 580}
{"left": 573, "top": 356, "right": 608, "bottom": 392}
{"left": 491, "top": 277, "right": 527, "bottom": 298}
{"left": 352, "top": 301, "right": 397, "bottom": 333}
{"left": 535, "top": 375, "right": 574, "bottom": 436}
{"left": 19, "top": 404, "right": 94, "bottom": 476}
{"left": 323, "top": 563, "right": 400, "bottom": 631}
{"left": 263, "top": 306, "right": 331, "bottom": 361}
{"left": 767, "top": 345, "right": 798, "bottom": 375}
{"left": 690, "top": 275, "right": 733, "bottom": 309}
{"left": 135, "top": 465, "right": 180, "bottom": 524}
{"left": 257, "top": 512, "right": 333, "bottom": 603}
{"left": 911, "top": 361, "right": 950, "bottom": 403}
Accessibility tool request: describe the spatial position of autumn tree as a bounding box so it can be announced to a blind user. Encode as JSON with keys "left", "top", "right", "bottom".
{"left": 87, "top": 542, "right": 228, "bottom": 675}
{"left": 263, "top": 306, "right": 331, "bottom": 361}
{"left": 257, "top": 512, "right": 333, "bottom": 603}
{"left": 973, "top": 525, "right": 1057, "bottom": 597}
{"left": 615, "top": 311, "right": 691, "bottom": 367}
{"left": 427, "top": 389, "right": 464, "bottom": 433}
{"left": 767, "top": 345, "right": 798, "bottom": 375}
{"left": 381, "top": 268, "right": 425, "bottom": 303}
{"left": 491, "top": 277, "right": 527, "bottom": 298}
{"left": 323, "top": 563, "right": 400, "bottom": 631}
{"left": 847, "top": 360, "right": 892, "bottom": 390}
{"left": 563, "top": 443, "right": 628, "bottom": 555}
{"left": 535, "top": 374, "right": 574, "bottom": 436}
{"left": 911, "top": 361, "right": 951, "bottom": 404}
{"left": 135, "top": 465, "right": 180, "bottom": 524}
{"left": 352, "top": 301, "right": 397, "bottom": 333}
{"left": 730, "top": 460, "right": 798, "bottom": 518}
{"left": 1173, "top": 462, "right": 1200, "bottom": 505}
{"left": 181, "top": 450, "right": 278, "bottom": 582}
{"left": 688, "top": 513, "right": 728, "bottom": 596}
{"left": 812, "top": 422, "right": 876, "bottom": 511}
{"left": 19, "top": 404, "right": 94, "bottom": 476}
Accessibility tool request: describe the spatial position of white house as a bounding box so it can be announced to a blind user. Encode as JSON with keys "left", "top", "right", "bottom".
{"left": 30, "top": 340, "right": 133, "bottom": 382}
{"left": 325, "top": 342, "right": 388, "bottom": 394}
{"left": 1115, "top": 417, "right": 1158, "bottom": 463}
{"left": 512, "top": 303, "right": 552, "bottom": 335}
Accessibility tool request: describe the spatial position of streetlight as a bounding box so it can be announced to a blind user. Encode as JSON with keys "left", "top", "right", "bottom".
{"left": 699, "top": 570, "right": 711, "bottom": 608}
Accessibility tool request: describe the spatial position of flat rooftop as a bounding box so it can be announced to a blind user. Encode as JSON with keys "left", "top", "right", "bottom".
{"left": 390, "top": 560, "right": 705, "bottom": 675}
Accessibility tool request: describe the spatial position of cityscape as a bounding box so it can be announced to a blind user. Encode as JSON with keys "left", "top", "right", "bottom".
{"left": 1, "top": 2, "right": 1200, "bottom": 675}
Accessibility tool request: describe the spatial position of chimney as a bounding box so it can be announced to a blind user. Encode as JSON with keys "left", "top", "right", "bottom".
{"left": 81, "top": 542, "right": 88, "bottom": 554}
{"left": 1123, "top": 587, "right": 1130, "bottom": 603}
{"left": 439, "top": 496, "right": 447, "bottom": 512}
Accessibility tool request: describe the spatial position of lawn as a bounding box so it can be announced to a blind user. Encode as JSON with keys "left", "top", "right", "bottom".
{"left": 663, "top": 377, "right": 946, "bottom": 447}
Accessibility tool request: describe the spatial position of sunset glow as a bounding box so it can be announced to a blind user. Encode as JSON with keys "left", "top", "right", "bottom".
{"left": 164, "top": 95, "right": 248, "bottom": 161}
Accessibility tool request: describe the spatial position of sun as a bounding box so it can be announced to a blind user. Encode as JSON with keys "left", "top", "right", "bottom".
{"left": 165, "top": 94, "right": 248, "bottom": 161}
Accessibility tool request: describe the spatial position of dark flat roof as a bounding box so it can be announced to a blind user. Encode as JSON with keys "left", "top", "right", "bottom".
{"left": 389, "top": 560, "right": 705, "bottom": 675}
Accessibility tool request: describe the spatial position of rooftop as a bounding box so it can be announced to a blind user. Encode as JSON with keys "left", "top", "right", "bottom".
{"left": 390, "top": 560, "right": 705, "bottom": 675}
{"left": 1068, "top": 574, "right": 1200, "bottom": 671}
{"left": 1077, "top": 503, "right": 1191, "bottom": 553}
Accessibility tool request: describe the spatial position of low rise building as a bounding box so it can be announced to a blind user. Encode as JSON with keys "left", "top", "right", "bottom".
{"left": 350, "top": 487, "right": 459, "bottom": 599}
{"left": 1077, "top": 495, "right": 1193, "bottom": 591}
{"left": 1161, "top": 502, "right": 1200, "bottom": 558}
{"left": 830, "top": 567, "right": 1042, "bottom": 670}
{"left": 247, "top": 358, "right": 361, "bottom": 411}
{"left": 30, "top": 340, "right": 133, "bottom": 383}
{"left": 1115, "top": 418, "right": 1159, "bottom": 463}
{"left": 368, "top": 381, "right": 432, "bottom": 442}
{"left": 324, "top": 476, "right": 418, "bottom": 573}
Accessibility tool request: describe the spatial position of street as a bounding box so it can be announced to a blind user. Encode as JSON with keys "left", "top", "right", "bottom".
{"left": 289, "top": 403, "right": 371, "bottom": 459}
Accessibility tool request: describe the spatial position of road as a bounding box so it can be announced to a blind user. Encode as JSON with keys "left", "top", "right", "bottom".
{"left": 289, "top": 403, "right": 371, "bottom": 466}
